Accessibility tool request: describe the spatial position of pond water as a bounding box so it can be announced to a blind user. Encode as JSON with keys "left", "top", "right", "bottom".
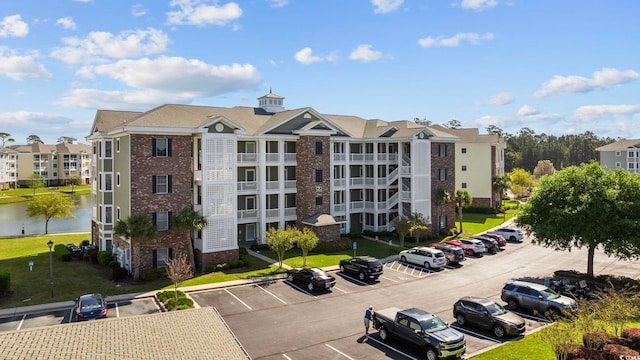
{"left": 0, "top": 194, "right": 92, "bottom": 237}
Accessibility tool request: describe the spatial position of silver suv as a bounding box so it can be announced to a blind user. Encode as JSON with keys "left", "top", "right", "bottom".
{"left": 501, "top": 281, "right": 576, "bottom": 317}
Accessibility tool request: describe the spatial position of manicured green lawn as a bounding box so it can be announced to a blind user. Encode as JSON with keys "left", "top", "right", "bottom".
{"left": 0, "top": 185, "right": 91, "bottom": 204}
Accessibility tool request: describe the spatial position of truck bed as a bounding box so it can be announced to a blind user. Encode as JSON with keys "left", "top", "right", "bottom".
{"left": 374, "top": 307, "right": 402, "bottom": 322}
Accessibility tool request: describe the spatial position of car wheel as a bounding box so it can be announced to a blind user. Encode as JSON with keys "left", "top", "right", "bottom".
{"left": 400, "top": 255, "right": 407, "bottom": 263}
{"left": 340, "top": 265, "right": 346, "bottom": 273}
{"left": 379, "top": 326, "right": 390, "bottom": 341}
{"left": 546, "top": 308, "right": 562, "bottom": 320}
{"left": 425, "top": 347, "right": 438, "bottom": 360}
{"left": 358, "top": 272, "right": 366, "bottom": 281}
{"left": 507, "top": 298, "right": 519, "bottom": 310}
{"left": 307, "top": 282, "right": 314, "bottom": 291}
{"left": 286, "top": 273, "right": 293, "bottom": 282}
{"left": 509, "top": 236, "right": 516, "bottom": 242}
{"left": 468, "top": 249, "right": 475, "bottom": 256}
{"left": 424, "top": 261, "right": 431, "bottom": 269}
{"left": 456, "top": 314, "right": 466, "bottom": 326}
{"left": 493, "top": 325, "right": 506, "bottom": 338}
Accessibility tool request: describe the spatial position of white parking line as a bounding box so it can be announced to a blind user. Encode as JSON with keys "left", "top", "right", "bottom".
{"left": 225, "top": 288, "right": 253, "bottom": 310}
{"left": 68, "top": 309, "right": 74, "bottom": 323}
{"left": 325, "top": 344, "right": 355, "bottom": 359}
{"left": 512, "top": 310, "right": 551, "bottom": 323}
{"left": 282, "top": 354, "right": 293, "bottom": 360}
{"left": 115, "top": 302, "right": 120, "bottom": 318}
{"left": 284, "top": 280, "right": 318, "bottom": 299}
{"left": 332, "top": 286, "right": 347, "bottom": 293}
{"left": 17, "top": 314, "right": 26, "bottom": 330}
{"left": 379, "top": 275, "right": 399, "bottom": 283}
{"left": 257, "top": 284, "right": 287, "bottom": 304}
{"left": 340, "top": 273, "right": 375, "bottom": 286}
{"left": 450, "top": 324, "right": 502, "bottom": 342}
{"left": 364, "top": 335, "right": 420, "bottom": 360}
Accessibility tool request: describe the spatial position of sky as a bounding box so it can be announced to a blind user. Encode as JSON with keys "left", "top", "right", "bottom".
{"left": 1, "top": 0, "right": 639, "bottom": 145}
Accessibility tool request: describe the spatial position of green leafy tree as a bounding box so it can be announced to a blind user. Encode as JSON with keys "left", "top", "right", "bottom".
{"left": 0, "top": 132, "right": 15, "bottom": 147}
{"left": 434, "top": 188, "right": 452, "bottom": 235}
{"left": 26, "top": 193, "right": 77, "bottom": 234}
{"left": 165, "top": 254, "right": 193, "bottom": 301}
{"left": 114, "top": 214, "right": 157, "bottom": 281}
{"left": 509, "top": 168, "right": 535, "bottom": 198}
{"left": 533, "top": 159, "right": 556, "bottom": 179}
{"left": 171, "top": 207, "right": 207, "bottom": 272}
{"left": 454, "top": 190, "right": 472, "bottom": 234}
{"left": 408, "top": 212, "right": 429, "bottom": 244}
{"left": 296, "top": 227, "right": 319, "bottom": 267}
{"left": 516, "top": 162, "right": 640, "bottom": 277}
{"left": 265, "top": 226, "right": 295, "bottom": 269}
{"left": 492, "top": 174, "right": 509, "bottom": 211}
{"left": 391, "top": 216, "right": 411, "bottom": 246}
{"left": 29, "top": 173, "right": 46, "bottom": 194}
{"left": 66, "top": 176, "right": 82, "bottom": 192}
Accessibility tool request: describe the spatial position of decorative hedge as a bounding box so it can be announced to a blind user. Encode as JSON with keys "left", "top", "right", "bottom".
{"left": 53, "top": 244, "right": 71, "bottom": 261}
{"left": 0, "top": 270, "right": 10, "bottom": 296}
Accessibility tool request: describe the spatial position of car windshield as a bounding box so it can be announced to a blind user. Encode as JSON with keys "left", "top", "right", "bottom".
{"left": 81, "top": 298, "right": 101, "bottom": 310}
{"left": 542, "top": 287, "right": 561, "bottom": 299}
{"left": 310, "top": 268, "right": 328, "bottom": 277}
{"left": 420, "top": 316, "right": 448, "bottom": 333}
{"left": 485, "top": 302, "right": 507, "bottom": 316}
{"left": 434, "top": 252, "right": 444, "bottom": 258}
{"left": 369, "top": 261, "right": 382, "bottom": 267}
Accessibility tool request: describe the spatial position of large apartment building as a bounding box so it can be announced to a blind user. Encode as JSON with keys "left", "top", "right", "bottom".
{"left": 596, "top": 139, "right": 640, "bottom": 173}
{"left": 430, "top": 125, "right": 505, "bottom": 208}
{"left": 1, "top": 140, "right": 91, "bottom": 188}
{"left": 87, "top": 92, "right": 460, "bottom": 272}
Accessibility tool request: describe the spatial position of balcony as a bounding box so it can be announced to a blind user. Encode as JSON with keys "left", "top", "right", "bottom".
{"left": 237, "top": 153, "right": 258, "bottom": 163}
{"left": 237, "top": 209, "right": 258, "bottom": 221}
{"left": 265, "top": 181, "right": 279, "bottom": 190}
{"left": 284, "top": 153, "right": 296, "bottom": 162}
{"left": 265, "top": 153, "right": 280, "bottom": 163}
{"left": 333, "top": 204, "right": 346, "bottom": 213}
{"left": 350, "top": 201, "right": 364, "bottom": 210}
{"left": 265, "top": 208, "right": 280, "bottom": 219}
{"left": 349, "top": 177, "right": 364, "bottom": 186}
{"left": 284, "top": 180, "right": 296, "bottom": 190}
{"left": 237, "top": 181, "right": 257, "bottom": 192}
{"left": 333, "top": 153, "right": 346, "bottom": 162}
{"left": 284, "top": 207, "right": 296, "bottom": 217}
{"left": 333, "top": 178, "right": 346, "bottom": 187}
{"left": 377, "top": 153, "right": 398, "bottom": 162}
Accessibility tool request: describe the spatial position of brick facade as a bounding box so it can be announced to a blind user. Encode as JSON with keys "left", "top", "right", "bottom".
{"left": 430, "top": 142, "right": 456, "bottom": 235}
{"left": 196, "top": 249, "right": 239, "bottom": 270}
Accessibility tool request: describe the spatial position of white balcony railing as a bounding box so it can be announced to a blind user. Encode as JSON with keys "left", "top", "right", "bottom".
{"left": 265, "top": 208, "right": 280, "bottom": 218}
{"left": 237, "top": 181, "right": 257, "bottom": 192}
{"left": 350, "top": 201, "right": 364, "bottom": 210}
{"left": 284, "top": 207, "right": 296, "bottom": 217}
{"left": 284, "top": 180, "right": 296, "bottom": 189}
{"left": 333, "top": 153, "right": 346, "bottom": 162}
{"left": 237, "top": 153, "right": 257, "bottom": 162}
{"left": 284, "top": 153, "right": 296, "bottom": 162}
{"left": 265, "top": 181, "right": 279, "bottom": 190}
{"left": 265, "top": 153, "right": 279, "bottom": 163}
{"left": 333, "top": 204, "right": 346, "bottom": 212}
{"left": 349, "top": 177, "right": 364, "bottom": 186}
{"left": 237, "top": 209, "right": 258, "bottom": 220}
{"left": 333, "top": 178, "right": 346, "bottom": 187}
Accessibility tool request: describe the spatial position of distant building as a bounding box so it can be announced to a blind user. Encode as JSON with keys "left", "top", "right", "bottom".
{"left": 596, "top": 139, "right": 640, "bottom": 172}
{"left": 87, "top": 91, "right": 460, "bottom": 274}
{"left": 0, "top": 147, "right": 18, "bottom": 190}
{"left": 9, "top": 141, "right": 92, "bottom": 187}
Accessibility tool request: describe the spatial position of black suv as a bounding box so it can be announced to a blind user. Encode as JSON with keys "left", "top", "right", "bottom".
{"left": 339, "top": 256, "right": 383, "bottom": 280}
{"left": 453, "top": 297, "right": 526, "bottom": 338}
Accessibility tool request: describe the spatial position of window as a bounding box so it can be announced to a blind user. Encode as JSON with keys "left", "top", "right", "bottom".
{"left": 104, "top": 140, "right": 112, "bottom": 158}
{"left": 104, "top": 206, "right": 113, "bottom": 224}
{"left": 116, "top": 207, "right": 121, "bottom": 221}
{"left": 461, "top": 148, "right": 467, "bottom": 154}
{"left": 616, "top": 151, "right": 621, "bottom": 156}
{"left": 461, "top": 182, "right": 467, "bottom": 189}
{"left": 152, "top": 175, "right": 172, "bottom": 194}
{"left": 315, "top": 169, "right": 323, "bottom": 182}
{"left": 461, "top": 165, "right": 467, "bottom": 171}
{"left": 315, "top": 141, "right": 323, "bottom": 155}
{"left": 153, "top": 248, "right": 172, "bottom": 268}
{"left": 116, "top": 172, "right": 120, "bottom": 187}
{"left": 438, "top": 168, "right": 448, "bottom": 181}
{"left": 153, "top": 138, "right": 171, "bottom": 157}
{"left": 105, "top": 173, "right": 112, "bottom": 191}
{"left": 439, "top": 215, "right": 447, "bottom": 230}
{"left": 438, "top": 144, "right": 448, "bottom": 157}
{"left": 616, "top": 162, "right": 621, "bottom": 168}
{"left": 116, "top": 138, "right": 120, "bottom": 153}
{"left": 316, "top": 196, "right": 323, "bottom": 205}
{"left": 154, "top": 211, "right": 171, "bottom": 231}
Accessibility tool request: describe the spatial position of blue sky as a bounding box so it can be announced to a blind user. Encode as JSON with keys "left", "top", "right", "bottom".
{"left": 1, "top": 0, "right": 639, "bottom": 144}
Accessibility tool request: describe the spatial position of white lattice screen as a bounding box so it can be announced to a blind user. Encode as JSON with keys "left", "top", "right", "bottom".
{"left": 204, "top": 217, "right": 235, "bottom": 250}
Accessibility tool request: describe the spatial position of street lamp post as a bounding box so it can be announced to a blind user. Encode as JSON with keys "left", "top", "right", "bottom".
{"left": 47, "top": 240, "right": 54, "bottom": 298}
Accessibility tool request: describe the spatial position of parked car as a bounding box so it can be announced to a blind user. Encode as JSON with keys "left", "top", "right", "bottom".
{"left": 430, "top": 243, "right": 466, "bottom": 265}
{"left": 472, "top": 236, "right": 499, "bottom": 254}
{"left": 73, "top": 293, "right": 108, "bottom": 321}
{"left": 286, "top": 267, "right": 336, "bottom": 291}
{"left": 453, "top": 297, "right": 526, "bottom": 338}
{"left": 66, "top": 243, "right": 83, "bottom": 257}
{"left": 493, "top": 228, "right": 524, "bottom": 242}
{"left": 501, "top": 280, "right": 577, "bottom": 317}
{"left": 446, "top": 239, "right": 486, "bottom": 257}
{"left": 339, "top": 256, "right": 383, "bottom": 280}
{"left": 399, "top": 247, "right": 447, "bottom": 269}
{"left": 482, "top": 232, "right": 507, "bottom": 247}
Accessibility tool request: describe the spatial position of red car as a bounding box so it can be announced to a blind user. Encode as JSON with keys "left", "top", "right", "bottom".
{"left": 484, "top": 232, "right": 507, "bottom": 247}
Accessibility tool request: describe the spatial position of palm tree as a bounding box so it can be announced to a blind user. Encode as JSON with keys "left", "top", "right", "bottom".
{"left": 434, "top": 188, "right": 452, "bottom": 235}
{"left": 408, "top": 212, "right": 429, "bottom": 244}
{"left": 492, "top": 175, "right": 509, "bottom": 209}
{"left": 0, "top": 132, "right": 15, "bottom": 147}
{"left": 391, "top": 216, "right": 411, "bottom": 246}
{"left": 455, "top": 190, "right": 472, "bottom": 234}
{"left": 171, "top": 207, "right": 207, "bottom": 272}
{"left": 26, "top": 135, "right": 43, "bottom": 144}
{"left": 114, "top": 214, "right": 157, "bottom": 281}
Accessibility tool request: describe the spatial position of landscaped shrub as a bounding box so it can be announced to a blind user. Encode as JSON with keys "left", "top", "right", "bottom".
{"left": 584, "top": 332, "right": 614, "bottom": 350}
{"left": 603, "top": 343, "right": 639, "bottom": 359}
{"left": 111, "top": 267, "right": 128, "bottom": 280}
{"left": 0, "top": 270, "right": 10, "bottom": 296}
{"left": 346, "top": 230, "right": 362, "bottom": 239}
{"left": 448, "top": 228, "right": 458, "bottom": 237}
{"left": 238, "top": 247, "right": 248, "bottom": 256}
{"left": 555, "top": 343, "right": 583, "bottom": 360}
{"left": 53, "top": 244, "right": 71, "bottom": 261}
{"left": 140, "top": 268, "right": 165, "bottom": 281}
{"left": 97, "top": 251, "right": 112, "bottom": 266}
{"left": 249, "top": 243, "right": 269, "bottom": 251}
{"left": 165, "top": 296, "right": 193, "bottom": 310}
{"left": 622, "top": 328, "right": 640, "bottom": 351}
{"left": 107, "top": 260, "right": 120, "bottom": 269}
{"left": 156, "top": 290, "right": 185, "bottom": 303}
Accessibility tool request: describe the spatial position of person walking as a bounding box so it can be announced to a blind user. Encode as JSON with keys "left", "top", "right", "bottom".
{"left": 364, "top": 306, "right": 374, "bottom": 335}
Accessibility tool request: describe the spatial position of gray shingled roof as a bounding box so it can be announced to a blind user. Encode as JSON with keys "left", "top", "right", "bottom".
{"left": 596, "top": 139, "right": 640, "bottom": 151}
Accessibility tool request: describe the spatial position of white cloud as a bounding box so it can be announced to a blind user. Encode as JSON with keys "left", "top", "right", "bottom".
{"left": 517, "top": 105, "right": 539, "bottom": 116}
{"left": 0, "top": 47, "right": 52, "bottom": 80}
{"left": 55, "top": 88, "right": 197, "bottom": 110}
{"left": 75, "top": 56, "right": 260, "bottom": 98}
{"left": 371, "top": 0, "right": 403, "bottom": 14}
{"left": 0, "top": 15, "right": 29, "bottom": 38}
{"left": 574, "top": 104, "right": 640, "bottom": 121}
{"left": 485, "top": 92, "right": 513, "bottom": 105}
{"left": 50, "top": 28, "right": 169, "bottom": 64}
{"left": 349, "top": 44, "right": 382, "bottom": 62}
{"left": 460, "top": 0, "right": 498, "bottom": 11}
{"left": 56, "top": 17, "right": 76, "bottom": 30}
{"left": 418, "top": 32, "right": 494, "bottom": 48}
{"left": 269, "top": 0, "right": 289, "bottom": 8}
{"left": 294, "top": 47, "right": 338, "bottom": 65}
{"left": 132, "top": 4, "right": 147, "bottom": 17}
{"left": 534, "top": 68, "right": 640, "bottom": 98}
{"left": 167, "top": 0, "right": 242, "bottom": 26}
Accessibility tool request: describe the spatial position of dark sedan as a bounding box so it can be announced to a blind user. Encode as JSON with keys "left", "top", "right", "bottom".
{"left": 73, "top": 293, "right": 108, "bottom": 321}
{"left": 453, "top": 297, "right": 525, "bottom": 338}
{"left": 473, "top": 236, "right": 499, "bottom": 254}
{"left": 286, "top": 268, "right": 336, "bottom": 292}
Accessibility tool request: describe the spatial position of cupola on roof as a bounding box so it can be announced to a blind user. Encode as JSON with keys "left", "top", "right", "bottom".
{"left": 257, "top": 89, "right": 285, "bottom": 113}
